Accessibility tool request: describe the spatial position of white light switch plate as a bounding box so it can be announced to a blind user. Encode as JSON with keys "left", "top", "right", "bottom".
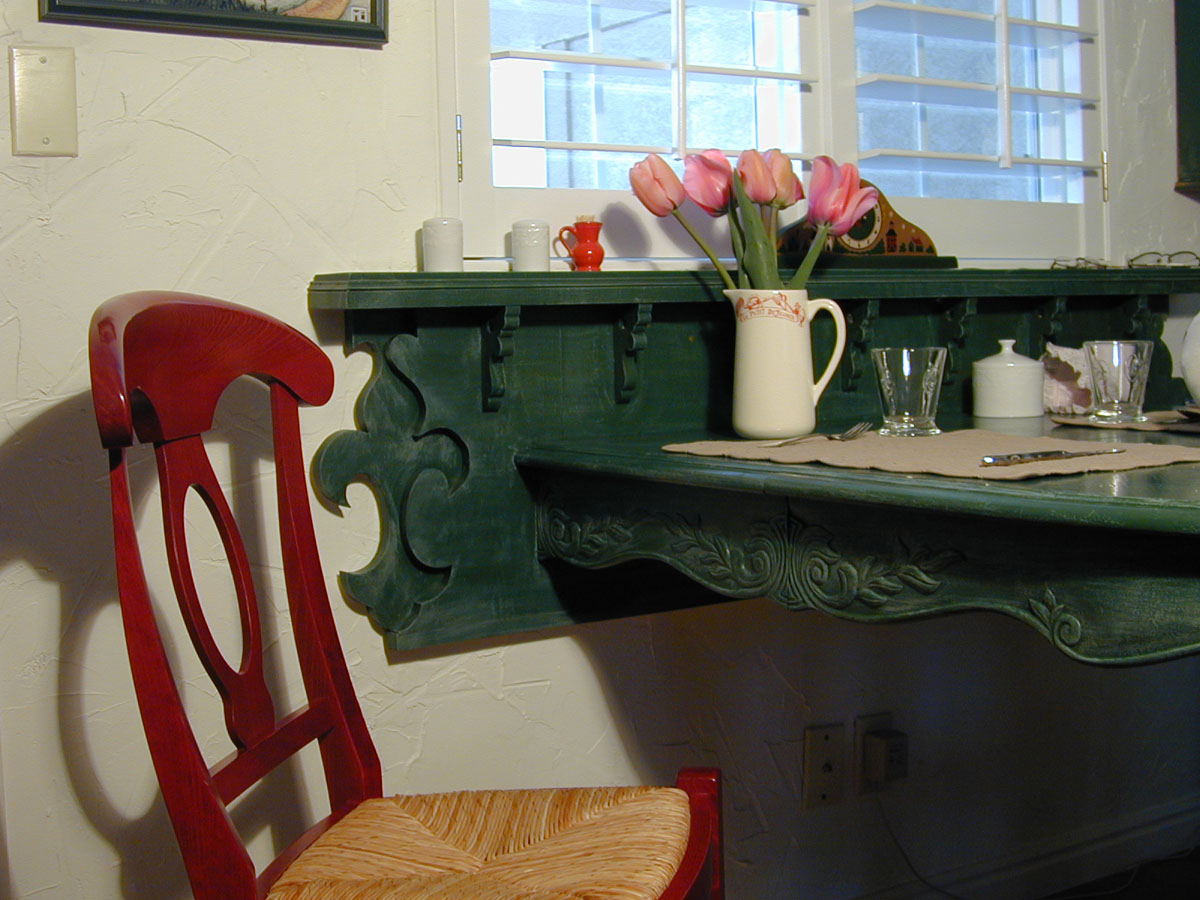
{"left": 9, "top": 46, "right": 78, "bottom": 157}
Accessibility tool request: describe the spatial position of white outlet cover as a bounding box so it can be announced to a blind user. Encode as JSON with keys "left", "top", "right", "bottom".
{"left": 10, "top": 46, "right": 78, "bottom": 157}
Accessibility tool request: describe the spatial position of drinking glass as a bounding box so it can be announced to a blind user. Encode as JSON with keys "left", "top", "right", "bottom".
{"left": 1084, "top": 340, "right": 1153, "bottom": 423}
{"left": 872, "top": 347, "right": 948, "bottom": 436}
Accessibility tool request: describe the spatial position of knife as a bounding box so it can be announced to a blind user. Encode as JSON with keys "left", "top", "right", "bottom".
{"left": 981, "top": 447, "right": 1126, "bottom": 466}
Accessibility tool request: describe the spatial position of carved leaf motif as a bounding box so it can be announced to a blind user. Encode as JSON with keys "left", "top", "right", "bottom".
{"left": 665, "top": 515, "right": 775, "bottom": 593}
{"left": 1029, "top": 587, "right": 1083, "bottom": 648}
{"left": 661, "top": 513, "right": 958, "bottom": 611}
{"left": 541, "top": 507, "right": 635, "bottom": 564}
{"left": 792, "top": 537, "right": 962, "bottom": 610}
{"left": 896, "top": 547, "right": 962, "bottom": 594}
{"left": 859, "top": 583, "right": 903, "bottom": 606}
{"left": 572, "top": 517, "right": 634, "bottom": 561}
{"left": 853, "top": 555, "right": 905, "bottom": 606}
{"left": 538, "top": 504, "right": 963, "bottom": 614}
{"left": 1030, "top": 592, "right": 1052, "bottom": 625}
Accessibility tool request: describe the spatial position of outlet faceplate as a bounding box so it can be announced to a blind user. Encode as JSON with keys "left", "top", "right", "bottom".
{"left": 855, "top": 712, "right": 894, "bottom": 793}
{"left": 801, "top": 723, "right": 845, "bottom": 807}
{"left": 9, "top": 46, "right": 78, "bottom": 157}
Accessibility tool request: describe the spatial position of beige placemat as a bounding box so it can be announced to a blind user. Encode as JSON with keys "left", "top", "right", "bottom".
{"left": 662, "top": 429, "right": 1200, "bottom": 480}
{"left": 1050, "top": 410, "right": 1200, "bottom": 434}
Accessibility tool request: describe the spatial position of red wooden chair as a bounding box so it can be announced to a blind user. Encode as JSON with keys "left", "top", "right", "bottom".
{"left": 89, "top": 291, "right": 723, "bottom": 900}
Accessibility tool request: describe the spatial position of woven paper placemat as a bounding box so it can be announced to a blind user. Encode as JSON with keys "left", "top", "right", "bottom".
{"left": 1050, "top": 410, "right": 1200, "bottom": 434}
{"left": 662, "top": 429, "right": 1200, "bottom": 480}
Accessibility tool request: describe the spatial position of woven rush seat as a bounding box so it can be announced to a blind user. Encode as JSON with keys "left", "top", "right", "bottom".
{"left": 269, "top": 786, "right": 691, "bottom": 900}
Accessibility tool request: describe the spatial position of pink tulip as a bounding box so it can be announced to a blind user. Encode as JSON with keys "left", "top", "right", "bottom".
{"left": 630, "top": 154, "right": 686, "bottom": 217}
{"left": 763, "top": 149, "right": 803, "bottom": 209}
{"left": 807, "top": 155, "right": 879, "bottom": 237}
{"left": 736, "top": 149, "right": 775, "bottom": 204}
{"left": 806, "top": 156, "right": 846, "bottom": 225}
{"left": 684, "top": 150, "right": 733, "bottom": 216}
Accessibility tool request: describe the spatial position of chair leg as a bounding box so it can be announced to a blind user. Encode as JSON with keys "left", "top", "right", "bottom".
{"left": 669, "top": 768, "right": 723, "bottom": 900}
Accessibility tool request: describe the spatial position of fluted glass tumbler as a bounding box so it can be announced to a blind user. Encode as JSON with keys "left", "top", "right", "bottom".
{"left": 871, "top": 346, "right": 947, "bottom": 437}
{"left": 1085, "top": 340, "right": 1153, "bottom": 423}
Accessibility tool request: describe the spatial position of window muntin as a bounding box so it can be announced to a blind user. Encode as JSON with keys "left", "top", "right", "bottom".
{"left": 854, "top": 0, "right": 1097, "bottom": 203}
{"left": 489, "top": 0, "right": 814, "bottom": 191}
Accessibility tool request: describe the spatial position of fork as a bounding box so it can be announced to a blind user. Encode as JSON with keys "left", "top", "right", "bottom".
{"left": 760, "top": 420, "right": 874, "bottom": 448}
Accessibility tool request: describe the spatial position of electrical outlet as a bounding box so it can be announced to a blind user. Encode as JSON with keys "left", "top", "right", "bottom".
{"left": 864, "top": 728, "right": 909, "bottom": 785}
{"left": 801, "top": 723, "right": 845, "bottom": 807}
{"left": 854, "top": 712, "right": 893, "bottom": 793}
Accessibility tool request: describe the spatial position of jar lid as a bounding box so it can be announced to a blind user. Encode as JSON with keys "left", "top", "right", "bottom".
{"left": 974, "top": 339, "right": 1040, "bottom": 371}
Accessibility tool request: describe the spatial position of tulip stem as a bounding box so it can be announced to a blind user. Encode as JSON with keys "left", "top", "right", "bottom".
{"left": 786, "top": 221, "right": 832, "bottom": 291}
{"left": 672, "top": 208, "right": 736, "bottom": 291}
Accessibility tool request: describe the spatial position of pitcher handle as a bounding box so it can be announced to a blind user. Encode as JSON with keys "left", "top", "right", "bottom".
{"left": 807, "top": 297, "right": 847, "bottom": 403}
{"left": 553, "top": 226, "right": 576, "bottom": 259}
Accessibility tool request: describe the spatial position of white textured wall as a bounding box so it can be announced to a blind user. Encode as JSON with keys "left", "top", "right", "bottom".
{"left": 2, "top": 2, "right": 1200, "bottom": 900}
{"left": 1106, "top": 2, "right": 1200, "bottom": 263}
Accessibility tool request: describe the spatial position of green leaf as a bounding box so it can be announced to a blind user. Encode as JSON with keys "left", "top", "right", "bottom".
{"left": 732, "top": 172, "right": 782, "bottom": 289}
{"left": 729, "top": 207, "right": 749, "bottom": 288}
{"left": 785, "top": 221, "right": 831, "bottom": 291}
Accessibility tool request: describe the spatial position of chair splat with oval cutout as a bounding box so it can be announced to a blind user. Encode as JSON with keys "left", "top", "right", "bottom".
{"left": 157, "top": 433, "right": 275, "bottom": 749}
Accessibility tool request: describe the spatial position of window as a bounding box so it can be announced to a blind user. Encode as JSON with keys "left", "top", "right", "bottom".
{"left": 488, "top": 0, "right": 816, "bottom": 190}
{"left": 855, "top": 0, "right": 1098, "bottom": 204}
{"left": 441, "top": 0, "right": 1104, "bottom": 265}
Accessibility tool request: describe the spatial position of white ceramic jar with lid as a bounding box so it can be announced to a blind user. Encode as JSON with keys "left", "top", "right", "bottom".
{"left": 972, "top": 339, "right": 1044, "bottom": 418}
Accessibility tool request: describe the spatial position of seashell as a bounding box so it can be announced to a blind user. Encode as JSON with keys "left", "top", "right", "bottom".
{"left": 1041, "top": 343, "right": 1093, "bottom": 414}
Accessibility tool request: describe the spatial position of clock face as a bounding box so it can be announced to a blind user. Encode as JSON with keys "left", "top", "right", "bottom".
{"left": 837, "top": 204, "right": 883, "bottom": 251}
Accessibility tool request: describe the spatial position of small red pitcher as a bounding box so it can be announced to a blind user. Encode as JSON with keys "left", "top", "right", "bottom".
{"left": 555, "top": 218, "right": 604, "bottom": 271}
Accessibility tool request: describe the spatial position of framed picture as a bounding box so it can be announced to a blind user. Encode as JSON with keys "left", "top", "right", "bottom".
{"left": 40, "top": 0, "right": 386, "bottom": 46}
{"left": 1177, "top": 0, "right": 1200, "bottom": 196}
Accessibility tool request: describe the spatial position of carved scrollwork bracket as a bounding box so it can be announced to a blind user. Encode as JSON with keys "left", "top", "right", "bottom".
{"left": 1038, "top": 296, "right": 1069, "bottom": 346}
{"left": 614, "top": 303, "right": 652, "bottom": 403}
{"left": 941, "top": 297, "right": 977, "bottom": 384}
{"left": 1121, "top": 293, "right": 1159, "bottom": 340}
{"left": 312, "top": 333, "right": 469, "bottom": 637}
{"left": 482, "top": 305, "right": 521, "bottom": 412}
{"left": 537, "top": 501, "right": 962, "bottom": 614}
{"left": 842, "top": 299, "right": 880, "bottom": 392}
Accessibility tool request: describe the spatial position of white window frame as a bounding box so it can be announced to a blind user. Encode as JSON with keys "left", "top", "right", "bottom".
{"left": 436, "top": 0, "right": 1108, "bottom": 268}
{"left": 836, "top": 1, "right": 1105, "bottom": 267}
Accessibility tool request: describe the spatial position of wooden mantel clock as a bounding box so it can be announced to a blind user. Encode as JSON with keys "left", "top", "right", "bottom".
{"left": 779, "top": 181, "right": 950, "bottom": 266}
{"left": 833, "top": 183, "right": 938, "bottom": 256}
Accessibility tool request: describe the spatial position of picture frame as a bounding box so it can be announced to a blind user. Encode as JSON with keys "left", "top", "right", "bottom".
{"left": 39, "top": 0, "right": 387, "bottom": 47}
{"left": 1177, "top": 0, "right": 1200, "bottom": 196}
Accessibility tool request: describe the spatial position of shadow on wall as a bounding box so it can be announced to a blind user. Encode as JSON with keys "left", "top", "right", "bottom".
{"left": 0, "top": 381, "right": 322, "bottom": 900}
{"left": 564, "top": 596, "right": 1200, "bottom": 899}
{"left": 562, "top": 599, "right": 898, "bottom": 897}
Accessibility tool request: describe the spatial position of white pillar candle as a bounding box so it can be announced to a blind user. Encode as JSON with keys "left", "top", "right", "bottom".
{"left": 421, "top": 217, "right": 463, "bottom": 271}
{"left": 511, "top": 219, "right": 550, "bottom": 271}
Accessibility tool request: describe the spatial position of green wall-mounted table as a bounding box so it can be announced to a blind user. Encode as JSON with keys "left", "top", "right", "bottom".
{"left": 310, "top": 269, "right": 1200, "bottom": 662}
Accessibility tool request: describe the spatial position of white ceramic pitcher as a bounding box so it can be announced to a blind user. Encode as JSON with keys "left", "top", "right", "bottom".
{"left": 724, "top": 288, "right": 848, "bottom": 439}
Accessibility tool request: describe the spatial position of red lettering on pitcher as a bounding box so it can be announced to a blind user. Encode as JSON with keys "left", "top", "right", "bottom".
{"left": 734, "top": 292, "right": 806, "bottom": 325}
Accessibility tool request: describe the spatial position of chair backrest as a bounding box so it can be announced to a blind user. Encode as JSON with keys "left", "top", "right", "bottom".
{"left": 90, "top": 292, "right": 382, "bottom": 900}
